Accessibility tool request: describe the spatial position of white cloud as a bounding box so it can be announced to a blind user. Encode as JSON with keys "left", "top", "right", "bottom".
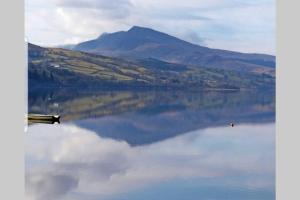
{"left": 25, "top": 0, "right": 275, "bottom": 54}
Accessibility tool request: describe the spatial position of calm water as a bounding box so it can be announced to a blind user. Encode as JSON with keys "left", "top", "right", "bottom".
{"left": 26, "top": 89, "right": 275, "bottom": 200}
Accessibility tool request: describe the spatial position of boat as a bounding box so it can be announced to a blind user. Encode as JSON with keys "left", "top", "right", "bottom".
{"left": 27, "top": 114, "right": 60, "bottom": 124}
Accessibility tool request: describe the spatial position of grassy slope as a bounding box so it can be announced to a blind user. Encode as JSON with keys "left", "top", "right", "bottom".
{"left": 28, "top": 43, "right": 275, "bottom": 90}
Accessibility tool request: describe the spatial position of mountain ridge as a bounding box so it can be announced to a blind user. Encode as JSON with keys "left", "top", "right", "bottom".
{"left": 73, "top": 26, "right": 275, "bottom": 73}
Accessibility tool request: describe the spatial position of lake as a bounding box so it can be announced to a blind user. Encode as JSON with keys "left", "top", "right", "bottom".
{"left": 26, "top": 89, "right": 275, "bottom": 200}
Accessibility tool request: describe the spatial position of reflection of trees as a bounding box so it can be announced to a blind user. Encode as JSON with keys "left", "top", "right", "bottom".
{"left": 28, "top": 88, "right": 275, "bottom": 123}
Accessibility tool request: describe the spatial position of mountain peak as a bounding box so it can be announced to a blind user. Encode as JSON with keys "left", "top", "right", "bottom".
{"left": 128, "top": 26, "right": 155, "bottom": 32}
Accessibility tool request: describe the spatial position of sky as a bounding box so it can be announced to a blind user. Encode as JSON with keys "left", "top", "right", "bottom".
{"left": 25, "top": 0, "right": 276, "bottom": 55}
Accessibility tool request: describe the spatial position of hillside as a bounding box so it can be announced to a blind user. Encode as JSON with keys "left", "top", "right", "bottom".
{"left": 28, "top": 43, "right": 275, "bottom": 90}
{"left": 74, "top": 26, "right": 275, "bottom": 74}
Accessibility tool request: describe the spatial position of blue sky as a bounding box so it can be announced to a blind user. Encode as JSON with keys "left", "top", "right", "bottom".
{"left": 25, "top": 0, "right": 275, "bottom": 54}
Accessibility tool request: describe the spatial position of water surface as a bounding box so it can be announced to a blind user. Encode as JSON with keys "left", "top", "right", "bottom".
{"left": 26, "top": 89, "right": 275, "bottom": 200}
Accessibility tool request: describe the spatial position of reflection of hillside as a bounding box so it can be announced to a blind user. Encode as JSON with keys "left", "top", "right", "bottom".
{"left": 29, "top": 89, "right": 275, "bottom": 145}
{"left": 29, "top": 89, "right": 274, "bottom": 122}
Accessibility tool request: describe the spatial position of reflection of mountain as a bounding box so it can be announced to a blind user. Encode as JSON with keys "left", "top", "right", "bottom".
{"left": 29, "top": 89, "right": 275, "bottom": 146}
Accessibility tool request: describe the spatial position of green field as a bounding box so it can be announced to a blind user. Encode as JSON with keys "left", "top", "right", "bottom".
{"left": 28, "top": 43, "right": 275, "bottom": 90}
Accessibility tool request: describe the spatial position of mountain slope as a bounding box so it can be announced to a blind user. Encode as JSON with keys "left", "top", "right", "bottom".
{"left": 74, "top": 26, "right": 275, "bottom": 73}
{"left": 28, "top": 43, "right": 275, "bottom": 90}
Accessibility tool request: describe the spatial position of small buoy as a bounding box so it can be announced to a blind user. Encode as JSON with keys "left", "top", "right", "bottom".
{"left": 230, "top": 123, "right": 234, "bottom": 127}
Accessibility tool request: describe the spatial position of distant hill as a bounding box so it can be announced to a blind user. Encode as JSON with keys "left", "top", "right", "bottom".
{"left": 28, "top": 43, "right": 275, "bottom": 90}
{"left": 74, "top": 26, "right": 275, "bottom": 74}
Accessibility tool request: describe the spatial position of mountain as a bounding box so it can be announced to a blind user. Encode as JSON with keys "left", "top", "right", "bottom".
{"left": 74, "top": 26, "right": 275, "bottom": 74}
{"left": 28, "top": 43, "right": 275, "bottom": 90}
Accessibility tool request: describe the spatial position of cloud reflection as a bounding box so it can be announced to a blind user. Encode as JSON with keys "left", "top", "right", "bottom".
{"left": 25, "top": 123, "right": 275, "bottom": 200}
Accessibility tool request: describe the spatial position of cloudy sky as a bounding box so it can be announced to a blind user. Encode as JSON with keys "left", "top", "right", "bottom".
{"left": 25, "top": 0, "right": 276, "bottom": 54}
